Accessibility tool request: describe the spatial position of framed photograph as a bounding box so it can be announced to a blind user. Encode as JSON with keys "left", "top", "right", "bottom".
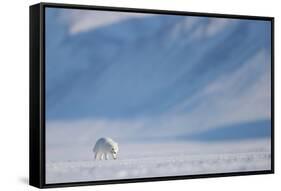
{"left": 30, "top": 2, "right": 274, "bottom": 188}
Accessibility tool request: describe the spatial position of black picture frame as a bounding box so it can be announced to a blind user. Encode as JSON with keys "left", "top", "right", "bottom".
{"left": 30, "top": 2, "right": 275, "bottom": 189}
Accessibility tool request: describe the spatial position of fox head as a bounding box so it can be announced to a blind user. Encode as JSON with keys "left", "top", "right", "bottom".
{"left": 111, "top": 143, "right": 119, "bottom": 159}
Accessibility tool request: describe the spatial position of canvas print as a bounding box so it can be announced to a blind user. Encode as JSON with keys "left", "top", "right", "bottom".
{"left": 45, "top": 7, "right": 272, "bottom": 184}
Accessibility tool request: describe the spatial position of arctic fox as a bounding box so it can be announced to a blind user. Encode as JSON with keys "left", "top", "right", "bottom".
{"left": 93, "top": 137, "right": 119, "bottom": 160}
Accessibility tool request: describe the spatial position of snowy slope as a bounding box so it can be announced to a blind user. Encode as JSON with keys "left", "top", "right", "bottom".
{"left": 45, "top": 9, "right": 271, "bottom": 122}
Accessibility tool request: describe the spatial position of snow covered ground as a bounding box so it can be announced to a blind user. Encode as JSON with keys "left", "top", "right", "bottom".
{"left": 46, "top": 139, "right": 271, "bottom": 184}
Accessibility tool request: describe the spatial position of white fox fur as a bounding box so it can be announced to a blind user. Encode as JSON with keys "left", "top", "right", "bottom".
{"left": 93, "top": 137, "right": 119, "bottom": 160}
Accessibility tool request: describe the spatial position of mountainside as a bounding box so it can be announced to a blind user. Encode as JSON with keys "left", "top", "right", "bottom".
{"left": 46, "top": 9, "right": 271, "bottom": 122}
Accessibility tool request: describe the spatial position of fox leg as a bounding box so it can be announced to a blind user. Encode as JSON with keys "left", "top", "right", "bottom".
{"left": 105, "top": 153, "right": 109, "bottom": 160}
{"left": 100, "top": 153, "right": 104, "bottom": 160}
{"left": 94, "top": 152, "right": 99, "bottom": 160}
